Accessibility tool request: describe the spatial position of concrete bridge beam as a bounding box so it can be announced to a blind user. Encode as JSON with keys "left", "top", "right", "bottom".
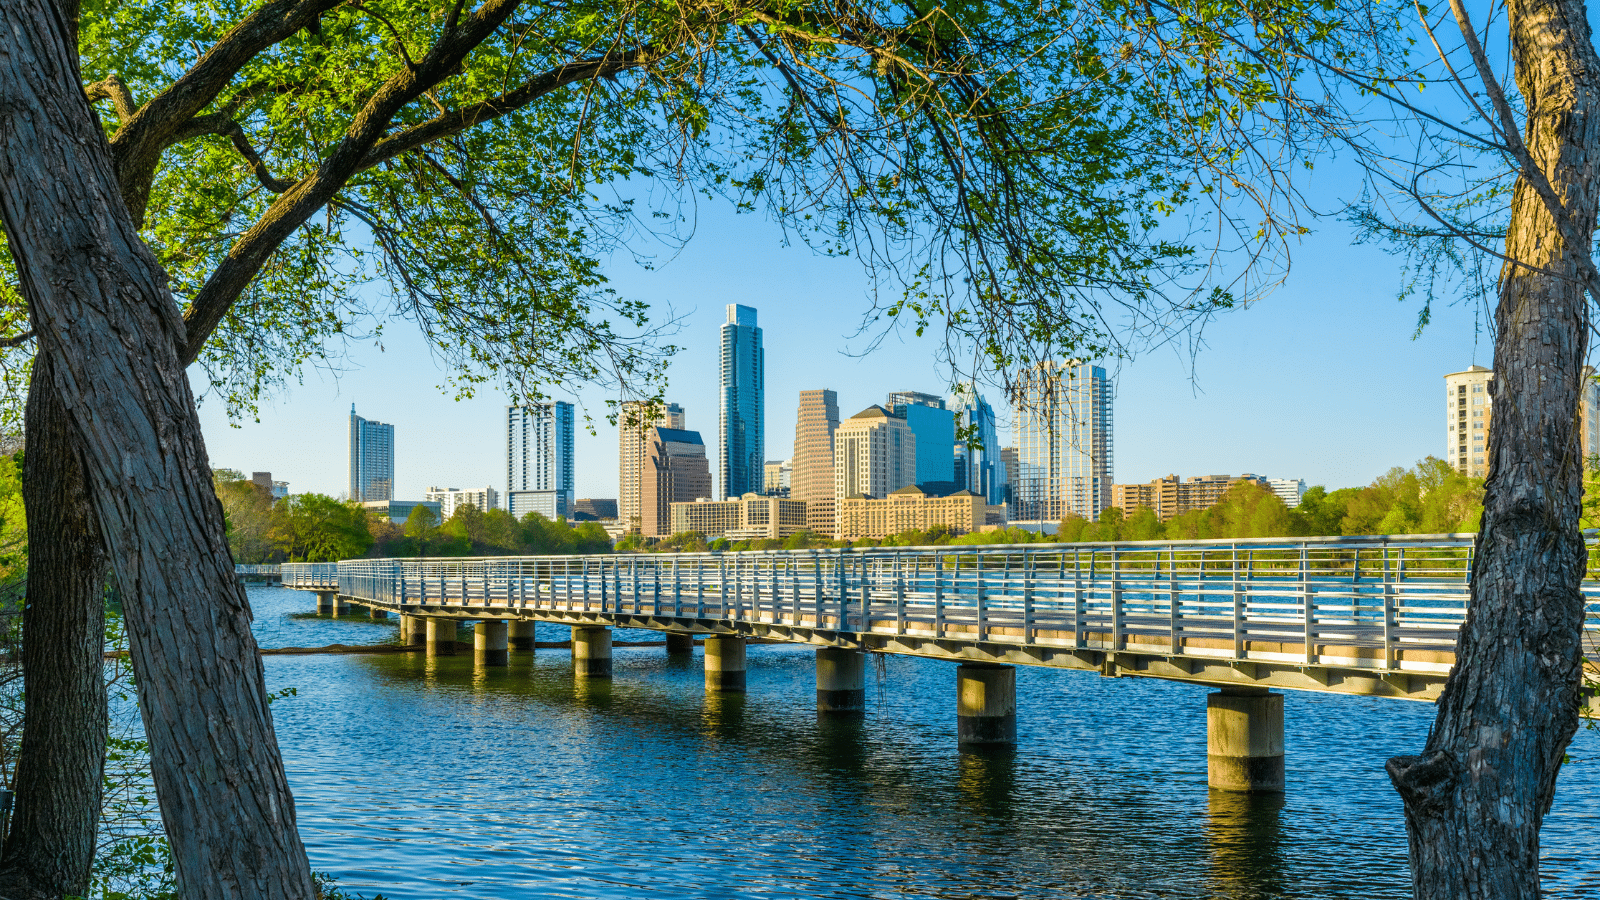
{"left": 665, "top": 632, "right": 695, "bottom": 655}
{"left": 475, "top": 620, "right": 509, "bottom": 667}
{"left": 1207, "top": 688, "right": 1284, "bottom": 793}
{"left": 508, "top": 620, "right": 537, "bottom": 652}
{"left": 368, "top": 605, "right": 389, "bottom": 620}
{"left": 957, "top": 663, "right": 1016, "bottom": 745}
{"left": 572, "top": 625, "right": 613, "bottom": 679}
{"left": 426, "top": 618, "right": 459, "bottom": 657}
{"left": 704, "top": 635, "right": 746, "bottom": 693}
{"left": 816, "top": 648, "right": 866, "bottom": 714}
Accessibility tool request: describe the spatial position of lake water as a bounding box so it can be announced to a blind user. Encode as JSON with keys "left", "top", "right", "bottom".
{"left": 246, "top": 584, "right": 1600, "bottom": 899}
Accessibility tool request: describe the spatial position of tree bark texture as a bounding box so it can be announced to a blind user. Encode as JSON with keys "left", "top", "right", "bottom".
{"left": 0, "top": 2, "right": 316, "bottom": 898}
{"left": 1386, "top": 0, "right": 1600, "bottom": 895}
{"left": 0, "top": 359, "right": 109, "bottom": 900}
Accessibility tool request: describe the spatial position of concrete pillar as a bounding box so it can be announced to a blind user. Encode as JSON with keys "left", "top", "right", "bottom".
{"left": 957, "top": 663, "right": 1016, "bottom": 745}
{"left": 426, "top": 618, "right": 458, "bottom": 657}
{"left": 816, "top": 647, "right": 866, "bottom": 714}
{"left": 572, "top": 625, "right": 612, "bottom": 679}
{"left": 509, "top": 620, "right": 537, "bottom": 652}
{"left": 332, "top": 596, "right": 354, "bottom": 617}
{"left": 665, "top": 632, "right": 695, "bottom": 655}
{"left": 704, "top": 634, "right": 747, "bottom": 693}
{"left": 369, "top": 606, "right": 389, "bottom": 619}
{"left": 475, "top": 620, "right": 509, "bottom": 666}
{"left": 399, "top": 615, "right": 426, "bottom": 647}
{"left": 315, "top": 591, "right": 334, "bottom": 614}
{"left": 1207, "top": 689, "right": 1285, "bottom": 793}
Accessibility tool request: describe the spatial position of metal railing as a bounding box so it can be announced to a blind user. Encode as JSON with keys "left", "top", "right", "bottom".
{"left": 283, "top": 534, "right": 1600, "bottom": 676}
{"left": 234, "top": 563, "right": 282, "bottom": 576}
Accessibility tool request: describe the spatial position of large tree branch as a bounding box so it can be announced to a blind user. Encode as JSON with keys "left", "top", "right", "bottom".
{"left": 83, "top": 75, "right": 136, "bottom": 122}
{"left": 180, "top": 0, "right": 532, "bottom": 365}
{"left": 180, "top": 42, "right": 660, "bottom": 362}
{"left": 106, "top": 0, "right": 344, "bottom": 226}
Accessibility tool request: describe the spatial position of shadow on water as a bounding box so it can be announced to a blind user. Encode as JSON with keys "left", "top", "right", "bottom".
{"left": 1207, "top": 789, "right": 1288, "bottom": 899}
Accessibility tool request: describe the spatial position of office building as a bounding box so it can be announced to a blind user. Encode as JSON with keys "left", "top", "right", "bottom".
{"left": 619, "top": 400, "right": 685, "bottom": 531}
{"left": 1011, "top": 361, "right": 1113, "bottom": 523}
{"left": 834, "top": 406, "right": 917, "bottom": 527}
{"left": 792, "top": 389, "right": 840, "bottom": 535}
{"left": 763, "top": 460, "right": 791, "bottom": 497}
{"left": 1446, "top": 364, "right": 1600, "bottom": 478}
{"left": 359, "top": 499, "right": 441, "bottom": 525}
{"left": 887, "top": 391, "right": 956, "bottom": 487}
{"left": 719, "top": 304, "right": 764, "bottom": 499}
{"left": 348, "top": 405, "right": 394, "bottom": 502}
{"left": 1267, "top": 478, "right": 1306, "bottom": 509}
{"left": 670, "top": 493, "right": 808, "bottom": 541}
{"left": 424, "top": 486, "right": 500, "bottom": 520}
{"left": 640, "top": 427, "right": 713, "bottom": 537}
{"left": 507, "top": 401, "right": 574, "bottom": 519}
{"left": 1112, "top": 474, "right": 1265, "bottom": 522}
{"left": 836, "top": 485, "right": 995, "bottom": 541}
{"left": 250, "top": 471, "right": 289, "bottom": 501}
{"left": 571, "top": 498, "right": 619, "bottom": 521}
{"left": 950, "top": 384, "right": 1007, "bottom": 505}
{"left": 1000, "top": 446, "right": 1019, "bottom": 508}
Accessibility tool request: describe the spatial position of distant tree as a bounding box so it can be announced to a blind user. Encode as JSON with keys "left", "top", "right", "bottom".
{"left": 212, "top": 471, "right": 282, "bottom": 564}
{"left": 401, "top": 505, "right": 441, "bottom": 559}
{"left": 276, "top": 495, "right": 371, "bottom": 562}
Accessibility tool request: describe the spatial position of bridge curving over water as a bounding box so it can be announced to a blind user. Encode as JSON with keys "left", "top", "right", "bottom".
{"left": 280, "top": 533, "right": 1600, "bottom": 793}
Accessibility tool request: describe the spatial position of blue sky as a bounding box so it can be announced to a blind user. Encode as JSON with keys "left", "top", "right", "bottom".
{"left": 194, "top": 196, "right": 1491, "bottom": 502}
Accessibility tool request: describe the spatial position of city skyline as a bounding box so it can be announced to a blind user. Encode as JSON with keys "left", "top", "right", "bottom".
{"left": 197, "top": 203, "right": 1504, "bottom": 504}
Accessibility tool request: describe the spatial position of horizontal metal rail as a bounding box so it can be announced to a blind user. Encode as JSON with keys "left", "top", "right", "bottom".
{"left": 234, "top": 563, "right": 282, "bottom": 576}
{"left": 281, "top": 534, "right": 1600, "bottom": 682}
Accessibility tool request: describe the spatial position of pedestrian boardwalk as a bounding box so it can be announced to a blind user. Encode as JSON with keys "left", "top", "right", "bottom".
{"left": 282, "top": 534, "right": 1600, "bottom": 704}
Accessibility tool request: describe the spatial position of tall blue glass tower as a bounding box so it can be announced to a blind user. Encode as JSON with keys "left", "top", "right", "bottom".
{"left": 718, "top": 304, "right": 764, "bottom": 499}
{"left": 950, "top": 384, "right": 1007, "bottom": 505}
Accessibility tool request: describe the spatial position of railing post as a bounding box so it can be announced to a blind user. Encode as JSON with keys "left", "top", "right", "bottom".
{"left": 895, "top": 553, "right": 907, "bottom": 634}
{"left": 934, "top": 552, "right": 946, "bottom": 638}
{"left": 1232, "top": 547, "right": 1245, "bottom": 660}
{"left": 974, "top": 553, "right": 986, "bottom": 642}
{"left": 1111, "top": 548, "right": 1124, "bottom": 651}
{"left": 1072, "top": 550, "right": 1084, "bottom": 649}
{"left": 673, "top": 558, "right": 682, "bottom": 618}
{"left": 1383, "top": 544, "right": 1397, "bottom": 670}
{"left": 837, "top": 551, "right": 848, "bottom": 630}
{"left": 1022, "top": 551, "right": 1035, "bottom": 644}
{"left": 1168, "top": 547, "right": 1181, "bottom": 656}
{"left": 1301, "top": 545, "right": 1314, "bottom": 665}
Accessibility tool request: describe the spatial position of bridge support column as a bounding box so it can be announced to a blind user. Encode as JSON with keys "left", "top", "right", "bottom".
{"left": 957, "top": 663, "right": 1016, "bottom": 745}
{"left": 426, "top": 618, "right": 459, "bottom": 657}
{"left": 665, "top": 632, "right": 695, "bottom": 655}
{"left": 399, "top": 615, "right": 426, "bottom": 647}
{"left": 572, "top": 626, "right": 612, "bottom": 678}
{"left": 475, "top": 620, "right": 509, "bottom": 667}
{"left": 369, "top": 605, "right": 389, "bottom": 620}
{"left": 816, "top": 648, "right": 866, "bottom": 714}
{"left": 332, "top": 595, "right": 354, "bottom": 617}
{"left": 315, "top": 591, "right": 334, "bottom": 615}
{"left": 1207, "top": 688, "right": 1284, "bottom": 793}
{"left": 508, "top": 620, "right": 537, "bottom": 652}
{"left": 704, "top": 635, "right": 746, "bottom": 693}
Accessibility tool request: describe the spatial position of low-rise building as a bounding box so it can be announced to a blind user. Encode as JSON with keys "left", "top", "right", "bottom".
{"left": 360, "top": 499, "right": 442, "bottom": 524}
{"left": 571, "top": 498, "right": 619, "bottom": 521}
{"left": 1111, "top": 474, "right": 1266, "bottom": 522}
{"left": 670, "top": 493, "right": 808, "bottom": 540}
{"left": 1266, "top": 478, "right": 1306, "bottom": 509}
{"left": 424, "top": 486, "right": 500, "bottom": 520}
{"left": 835, "top": 485, "right": 987, "bottom": 540}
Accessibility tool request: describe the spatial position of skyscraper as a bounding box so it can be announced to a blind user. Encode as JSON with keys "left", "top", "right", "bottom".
{"left": 348, "top": 405, "right": 394, "bottom": 501}
{"left": 640, "top": 427, "right": 712, "bottom": 537}
{"left": 834, "top": 406, "right": 917, "bottom": 518}
{"left": 792, "top": 389, "right": 840, "bottom": 535}
{"left": 619, "top": 400, "right": 685, "bottom": 531}
{"left": 886, "top": 391, "right": 955, "bottom": 487}
{"left": 951, "top": 383, "right": 1007, "bottom": 505}
{"left": 507, "top": 401, "right": 575, "bottom": 518}
{"left": 1444, "top": 364, "right": 1600, "bottom": 478}
{"left": 719, "top": 304, "right": 764, "bottom": 499}
{"left": 1011, "top": 361, "right": 1113, "bottom": 523}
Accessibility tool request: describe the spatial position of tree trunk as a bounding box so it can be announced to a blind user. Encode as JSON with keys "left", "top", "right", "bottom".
{"left": 0, "top": 2, "right": 316, "bottom": 898}
{"left": 1386, "top": 0, "right": 1600, "bottom": 895}
{"left": 0, "top": 359, "right": 109, "bottom": 900}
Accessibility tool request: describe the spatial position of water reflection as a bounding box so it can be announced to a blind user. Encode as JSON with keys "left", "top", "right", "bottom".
{"left": 572, "top": 675, "right": 613, "bottom": 708}
{"left": 700, "top": 690, "right": 746, "bottom": 740}
{"left": 957, "top": 745, "right": 1017, "bottom": 818}
{"left": 1206, "top": 788, "right": 1287, "bottom": 899}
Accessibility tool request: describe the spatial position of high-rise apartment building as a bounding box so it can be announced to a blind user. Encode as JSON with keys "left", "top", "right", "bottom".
{"left": 1267, "top": 478, "right": 1306, "bottom": 508}
{"left": 507, "top": 402, "right": 574, "bottom": 519}
{"left": 618, "top": 400, "right": 685, "bottom": 531}
{"left": 834, "top": 406, "right": 917, "bottom": 525}
{"left": 719, "top": 304, "right": 764, "bottom": 499}
{"left": 1112, "top": 474, "right": 1264, "bottom": 522}
{"left": 951, "top": 384, "right": 1007, "bottom": 505}
{"left": 640, "top": 427, "right": 712, "bottom": 537}
{"left": 348, "top": 405, "right": 394, "bottom": 502}
{"left": 1446, "top": 365, "right": 1600, "bottom": 478}
{"left": 792, "top": 389, "right": 840, "bottom": 535}
{"left": 1011, "top": 361, "right": 1113, "bottom": 523}
{"left": 887, "top": 391, "right": 955, "bottom": 487}
{"left": 424, "top": 486, "right": 501, "bottom": 520}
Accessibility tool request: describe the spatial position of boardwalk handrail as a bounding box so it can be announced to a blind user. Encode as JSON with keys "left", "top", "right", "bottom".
{"left": 234, "top": 563, "right": 282, "bottom": 576}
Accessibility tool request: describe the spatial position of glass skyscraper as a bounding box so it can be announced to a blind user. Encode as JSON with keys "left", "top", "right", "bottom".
{"left": 348, "top": 405, "right": 394, "bottom": 501}
{"left": 1011, "top": 362, "right": 1113, "bottom": 522}
{"left": 718, "top": 304, "right": 764, "bottom": 499}
{"left": 950, "top": 383, "right": 1007, "bottom": 505}
{"left": 886, "top": 391, "right": 955, "bottom": 487}
{"left": 507, "top": 401, "right": 575, "bottom": 518}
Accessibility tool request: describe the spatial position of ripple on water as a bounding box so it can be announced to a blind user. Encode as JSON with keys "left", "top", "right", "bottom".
{"left": 246, "top": 585, "right": 1600, "bottom": 900}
